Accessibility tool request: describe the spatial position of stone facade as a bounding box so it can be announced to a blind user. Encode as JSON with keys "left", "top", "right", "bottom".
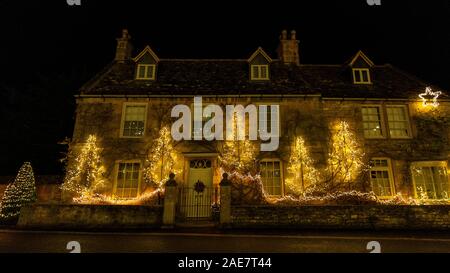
{"left": 230, "top": 205, "right": 450, "bottom": 230}
{"left": 67, "top": 29, "right": 450, "bottom": 201}
{"left": 70, "top": 96, "right": 450, "bottom": 199}
{"left": 18, "top": 204, "right": 163, "bottom": 229}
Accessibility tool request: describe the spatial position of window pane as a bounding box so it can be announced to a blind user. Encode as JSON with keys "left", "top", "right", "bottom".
{"left": 353, "top": 70, "right": 361, "bottom": 82}
{"left": 123, "top": 105, "right": 146, "bottom": 137}
{"left": 260, "top": 66, "right": 267, "bottom": 78}
{"left": 370, "top": 159, "right": 394, "bottom": 197}
{"left": 361, "top": 70, "right": 369, "bottom": 82}
{"left": 387, "top": 107, "right": 409, "bottom": 138}
{"left": 412, "top": 164, "right": 450, "bottom": 199}
{"left": 252, "top": 66, "right": 259, "bottom": 79}
{"left": 138, "top": 66, "right": 146, "bottom": 78}
{"left": 116, "top": 163, "right": 141, "bottom": 199}
{"left": 146, "top": 65, "right": 155, "bottom": 79}
{"left": 362, "top": 107, "right": 383, "bottom": 138}
{"left": 260, "top": 160, "right": 282, "bottom": 196}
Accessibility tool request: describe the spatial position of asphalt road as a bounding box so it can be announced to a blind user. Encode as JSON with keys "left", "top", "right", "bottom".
{"left": 0, "top": 229, "right": 449, "bottom": 253}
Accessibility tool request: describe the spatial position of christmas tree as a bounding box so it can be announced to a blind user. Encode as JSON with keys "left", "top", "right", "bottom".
{"left": 326, "top": 121, "right": 365, "bottom": 187}
{"left": 219, "top": 115, "right": 257, "bottom": 174}
{"left": 286, "top": 136, "right": 320, "bottom": 195}
{"left": 144, "top": 126, "right": 180, "bottom": 188}
{"left": 62, "top": 135, "right": 105, "bottom": 197}
{"left": 0, "top": 162, "right": 37, "bottom": 220}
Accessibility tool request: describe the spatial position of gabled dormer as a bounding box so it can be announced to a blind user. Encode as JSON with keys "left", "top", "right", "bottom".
{"left": 348, "top": 50, "right": 374, "bottom": 85}
{"left": 133, "top": 45, "right": 160, "bottom": 81}
{"left": 248, "top": 47, "right": 272, "bottom": 81}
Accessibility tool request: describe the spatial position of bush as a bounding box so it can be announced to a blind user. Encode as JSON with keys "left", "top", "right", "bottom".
{"left": 228, "top": 172, "right": 267, "bottom": 205}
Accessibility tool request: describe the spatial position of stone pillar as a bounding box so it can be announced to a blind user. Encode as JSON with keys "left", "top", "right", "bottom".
{"left": 220, "top": 173, "right": 231, "bottom": 227}
{"left": 162, "top": 173, "right": 178, "bottom": 228}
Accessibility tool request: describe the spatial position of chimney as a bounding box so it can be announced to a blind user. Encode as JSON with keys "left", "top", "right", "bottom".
{"left": 115, "top": 29, "right": 133, "bottom": 62}
{"left": 277, "top": 30, "right": 300, "bottom": 65}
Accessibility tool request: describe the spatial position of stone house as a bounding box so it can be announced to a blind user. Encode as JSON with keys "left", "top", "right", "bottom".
{"left": 70, "top": 29, "right": 450, "bottom": 205}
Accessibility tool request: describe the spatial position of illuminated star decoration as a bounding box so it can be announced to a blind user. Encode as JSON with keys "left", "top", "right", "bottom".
{"left": 419, "top": 87, "right": 442, "bottom": 107}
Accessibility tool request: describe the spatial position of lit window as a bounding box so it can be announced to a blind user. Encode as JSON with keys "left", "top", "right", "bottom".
{"left": 353, "top": 68, "right": 371, "bottom": 84}
{"left": 362, "top": 106, "right": 384, "bottom": 138}
{"left": 370, "top": 158, "right": 395, "bottom": 197}
{"left": 386, "top": 106, "right": 411, "bottom": 138}
{"left": 115, "top": 162, "right": 141, "bottom": 199}
{"left": 136, "top": 64, "right": 156, "bottom": 80}
{"left": 121, "top": 104, "right": 147, "bottom": 137}
{"left": 260, "top": 160, "right": 282, "bottom": 196}
{"left": 411, "top": 162, "right": 450, "bottom": 200}
{"left": 251, "top": 65, "right": 269, "bottom": 80}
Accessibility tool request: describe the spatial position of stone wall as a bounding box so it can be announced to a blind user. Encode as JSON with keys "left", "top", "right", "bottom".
{"left": 17, "top": 204, "right": 163, "bottom": 229}
{"left": 230, "top": 205, "right": 450, "bottom": 230}
{"left": 0, "top": 184, "right": 61, "bottom": 203}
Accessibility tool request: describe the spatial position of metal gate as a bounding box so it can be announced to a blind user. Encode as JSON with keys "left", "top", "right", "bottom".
{"left": 178, "top": 180, "right": 217, "bottom": 220}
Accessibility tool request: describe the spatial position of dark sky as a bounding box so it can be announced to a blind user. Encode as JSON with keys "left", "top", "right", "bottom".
{"left": 0, "top": 0, "right": 449, "bottom": 175}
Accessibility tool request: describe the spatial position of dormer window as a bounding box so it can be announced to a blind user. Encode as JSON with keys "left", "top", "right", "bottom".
{"left": 353, "top": 68, "right": 371, "bottom": 84}
{"left": 133, "top": 45, "right": 160, "bottom": 81}
{"left": 348, "top": 50, "right": 374, "bottom": 85}
{"left": 136, "top": 64, "right": 156, "bottom": 80}
{"left": 248, "top": 47, "right": 272, "bottom": 82}
{"left": 251, "top": 65, "right": 269, "bottom": 80}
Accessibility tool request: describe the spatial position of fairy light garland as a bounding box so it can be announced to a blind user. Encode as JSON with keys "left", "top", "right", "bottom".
{"left": 286, "top": 136, "right": 320, "bottom": 195}
{"left": 327, "top": 121, "right": 365, "bottom": 184}
{"left": 61, "top": 135, "right": 106, "bottom": 198}
{"left": 0, "top": 162, "right": 37, "bottom": 219}
{"left": 144, "top": 127, "right": 180, "bottom": 188}
{"left": 219, "top": 116, "right": 256, "bottom": 173}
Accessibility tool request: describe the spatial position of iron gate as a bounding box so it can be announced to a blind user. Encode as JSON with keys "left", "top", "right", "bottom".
{"left": 178, "top": 181, "right": 218, "bottom": 220}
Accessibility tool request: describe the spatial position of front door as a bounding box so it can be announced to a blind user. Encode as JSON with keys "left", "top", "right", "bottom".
{"left": 179, "top": 159, "right": 214, "bottom": 219}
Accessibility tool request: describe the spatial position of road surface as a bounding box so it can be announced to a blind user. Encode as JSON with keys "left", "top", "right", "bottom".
{"left": 0, "top": 229, "right": 449, "bottom": 253}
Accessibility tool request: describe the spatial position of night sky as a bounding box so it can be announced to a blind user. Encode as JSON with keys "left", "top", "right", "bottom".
{"left": 0, "top": 0, "right": 449, "bottom": 175}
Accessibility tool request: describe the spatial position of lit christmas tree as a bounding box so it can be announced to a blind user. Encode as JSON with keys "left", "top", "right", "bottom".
{"left": 0, "top": 162, "right": 37, "bottom": 220}
{"left": 61, "top": 135, "right": 105, "bottom": 197}
{"left": 326, "top": 121, "right": 365, "bottom": 187}
{"left": 219, "top": 115, "right": 257, "bottom": 174}
{"left": 144, "top": 126, "right": 180, "bottom": 188}
{"left": 286, "top": 136, "right": 319, "bottom": 195}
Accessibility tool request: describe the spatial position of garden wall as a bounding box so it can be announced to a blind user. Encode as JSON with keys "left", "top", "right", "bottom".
{"left": 0, "top": 175, "right": 62, "bottom": 203}
{"left": 17, "top": 204, "right": 163, "bottom": 229}
{"left": 230, "top": 205, "right": 450, "bottom": 230}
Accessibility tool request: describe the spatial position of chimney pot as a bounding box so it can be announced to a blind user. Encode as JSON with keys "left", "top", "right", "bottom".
{"left": 281, "top": 30, "right": 288, "bottom": 40}
{"left": 290, "top": 30, "right": 296, "bottom": 40}
{"left": 122, "top": 29, "right": 129, "bottom": 38}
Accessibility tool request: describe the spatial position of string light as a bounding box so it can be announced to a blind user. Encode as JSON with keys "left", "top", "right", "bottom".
{"left": 286, "top": 136, "right": 320, "bottom": 195}
{"left": 219, "top": 115, "right": 257, "bottom": 174}
{"left": 221, "top": 168, "right": 268, "bottom": 204}
{"left": 0, "top": 162, "right": 37, "bottom": 219}
{"left": 327, "top": 121, "right": 365, "bottom": 184}
{"left": 73, "top": 188, "right": 163, "bottom": 205}
{"left": 61, "top": 135, "right": 106, "bottom": 198}
{"left": 144, "top": 126, "right": 180, "bottom": 188}
{"left": 419, "top": 86, "right": 442, "bottom": 107}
